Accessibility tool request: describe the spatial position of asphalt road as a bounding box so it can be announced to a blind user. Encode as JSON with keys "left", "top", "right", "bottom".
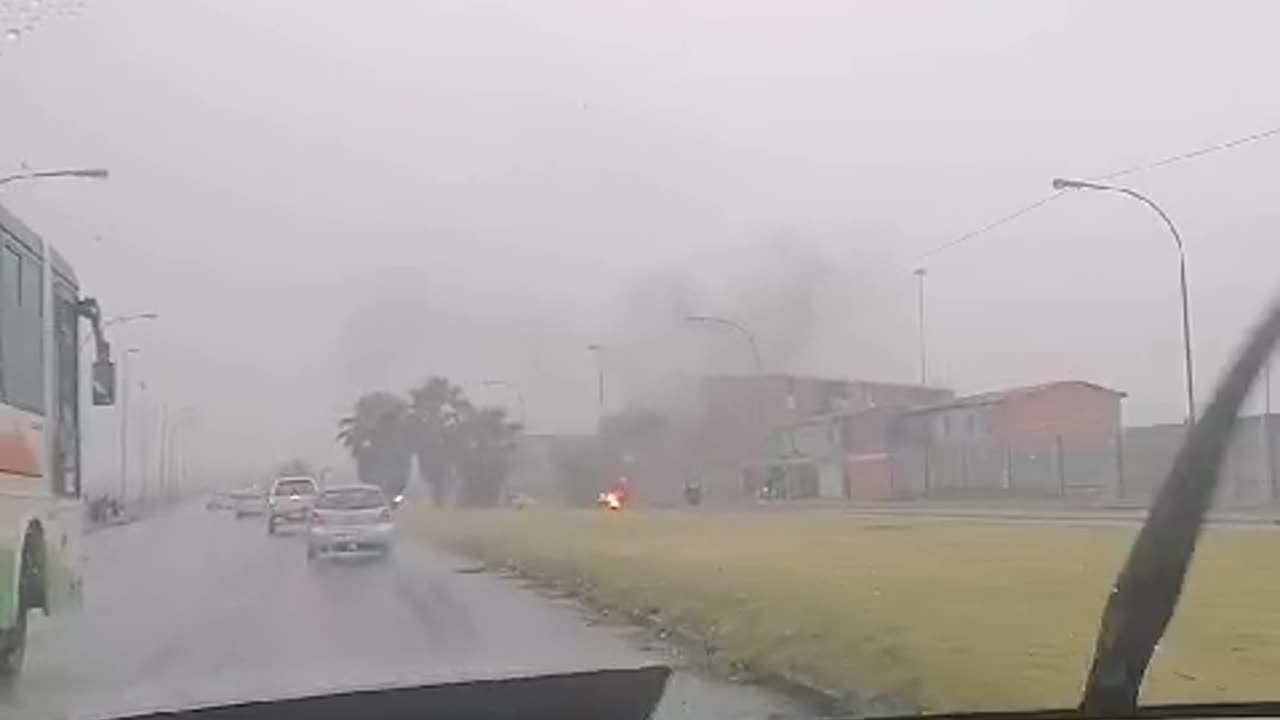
{"left": 0, "top": 504, "right": 801, "bottom": 720}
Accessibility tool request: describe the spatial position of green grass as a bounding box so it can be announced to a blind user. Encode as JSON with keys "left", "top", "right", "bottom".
{"left": 416, "top": 508, "right": 1280, "bottom": 712}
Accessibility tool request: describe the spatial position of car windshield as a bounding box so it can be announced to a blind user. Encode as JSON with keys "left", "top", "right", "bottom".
{"left": 316, "top": 488, "right": 385, "bottom": 510}
{"left": 273, "top": 481, "right": 315, "bottom": 497}
{"left": 8, "top": 3, "right": 1280, "bottom": 720}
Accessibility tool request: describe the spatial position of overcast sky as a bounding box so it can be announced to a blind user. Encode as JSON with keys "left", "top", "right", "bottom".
{"left": 3, "top": 1, "right": 1280, "bottom": 486}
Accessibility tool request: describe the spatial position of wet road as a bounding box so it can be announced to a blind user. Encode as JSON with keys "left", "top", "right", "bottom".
{"left": 0, "top": 505, "right": 800, "bottom": 720}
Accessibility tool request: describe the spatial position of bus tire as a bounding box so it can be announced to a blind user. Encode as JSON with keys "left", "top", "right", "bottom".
{"left": 0, "top": 600, "right": 27, "bottom": 679}
{"left": 0, "top": 528, "right": 42, "bottom": 679}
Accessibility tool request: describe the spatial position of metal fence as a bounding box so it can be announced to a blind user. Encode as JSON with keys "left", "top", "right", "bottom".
{"left": 887, "top": 415, "right": 1280, "bottom": 507}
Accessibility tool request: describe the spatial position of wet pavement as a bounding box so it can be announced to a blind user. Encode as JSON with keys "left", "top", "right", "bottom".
{"left": 0, "top": 504, "right": 804, "bottom": 720}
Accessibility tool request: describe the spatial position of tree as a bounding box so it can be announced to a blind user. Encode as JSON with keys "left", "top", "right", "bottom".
{"left": 336, "top": 391, "right": 412, "bottom": 497}
{"left": 406, "top": 377, "right": 471, "bottom": 506}
{"left": 339, "top": 379, "right": 523, "bottom": 508}
{"left": 453, "top": 405, "right": 522, "bottom": 507}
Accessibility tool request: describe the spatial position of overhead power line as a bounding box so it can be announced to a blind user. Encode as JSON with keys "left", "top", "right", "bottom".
{"left": 910, "top": 120, "right": 1280, "bottom": 264}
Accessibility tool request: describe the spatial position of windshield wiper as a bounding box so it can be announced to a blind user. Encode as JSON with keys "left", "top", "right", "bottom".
{"left": 850, "top": 295, "right": 1280, "bottom": 720}
{"left": 1079, "top": 294, "right": 1280, "bottom": 714}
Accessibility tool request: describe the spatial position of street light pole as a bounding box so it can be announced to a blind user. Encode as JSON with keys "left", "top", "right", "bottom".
{"left": 686, "top": 314, "right": 770, "bottom": 499}
{"left": 683, "top": 315, "right": 764, "bottom": 376}
{"left": 118, "top": 347, "right": 140, "bottom": 506}
{"left": 1266, "top": 358, "right": 1277, "bottom": 501}
{"left": 0, "top": 167, "right": 109, "bottom": 188}
{"left": 587, "top": 344, "right": 605, "bottom": 427}
{"left": 913, "top": 268, "right": 928, "bottom": 385}
{"left": 1052, "top": 178, "right": 1197, "bottom": 424}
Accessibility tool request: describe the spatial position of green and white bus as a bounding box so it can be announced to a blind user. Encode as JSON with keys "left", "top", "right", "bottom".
{"left": 0, "top": 203, "right": 115, "bottom": 676}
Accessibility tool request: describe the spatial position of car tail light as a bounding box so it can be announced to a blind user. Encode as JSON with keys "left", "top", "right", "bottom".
{"left": 379, "top": 508, "right": 392, "bottom": 522}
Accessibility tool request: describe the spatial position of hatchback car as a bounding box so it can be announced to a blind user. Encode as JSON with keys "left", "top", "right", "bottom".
{"left": 267, "top": 476, "right": 319, "bottom": 534}
{"left": 304, "top": 484, "right": 395, "bottom": 562}
{"left": 230, "top": 488, "right": 266, "bottom": 518}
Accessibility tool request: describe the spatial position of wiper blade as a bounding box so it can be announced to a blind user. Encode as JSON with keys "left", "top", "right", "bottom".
{"left": 1079, "top": 295, "right": 1280, "bottom": 715}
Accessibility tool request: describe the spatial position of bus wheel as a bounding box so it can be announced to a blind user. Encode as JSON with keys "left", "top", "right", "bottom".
{"left": 0, "top": 601, "right": 27, "bottom": 678}
{"left": 0, "top": 540, "right": 38, "bottom": 679}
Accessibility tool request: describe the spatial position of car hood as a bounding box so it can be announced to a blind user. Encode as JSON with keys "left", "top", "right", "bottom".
{"left": 94, "top": 665, "right": 671, "bottom": 720}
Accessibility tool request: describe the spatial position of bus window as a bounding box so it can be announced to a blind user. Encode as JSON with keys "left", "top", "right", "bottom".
{"left": 0, "top": 243, "right": 44, "bottom": 413}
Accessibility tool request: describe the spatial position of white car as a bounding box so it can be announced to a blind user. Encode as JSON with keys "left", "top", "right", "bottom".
{"left": 267, "top": 475, "right": 318, "bottom": 534}
{"left": 230, "top": 488, "right": 266, "bottom": 518}
{"left": 304, "top": 484, "right": 395, "bottom": 562}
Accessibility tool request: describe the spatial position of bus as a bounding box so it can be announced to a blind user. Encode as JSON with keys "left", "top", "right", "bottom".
{"left": 0, "top": 202, "right": 115, "bottom": 676}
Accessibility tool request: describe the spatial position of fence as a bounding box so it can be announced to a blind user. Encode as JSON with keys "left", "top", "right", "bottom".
{"left": 887, "top": 416, "right": 1280, "bottom": 507}
{"left": 890, "top": 433, "right": 1117, "bottom": 502}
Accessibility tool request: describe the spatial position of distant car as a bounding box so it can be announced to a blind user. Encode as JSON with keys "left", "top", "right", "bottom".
{"left": 230, "top": 488, "right": 266, "bottom": 518}
{"left": 267, "top": 476, "right": 318, "bottom": 534}
{"left": 304, "top": 484, "right": 395, "bottom": 562}
{"left": 205, "top": 492, "right": 231, "bottom": 511}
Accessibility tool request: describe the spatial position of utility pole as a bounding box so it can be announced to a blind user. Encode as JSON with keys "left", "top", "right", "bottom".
{"left": 913, "top": 268, "right": 928, "bottom": 384}
{"left": 118, "top": 348, "right": 140, "bottom": 506}
{"left": 588, "top": 344, "right": 605, "bottom": 428}
{"left": 139, "top": 381, "right": 151, "bottom": 511}
{"left": 158, "top": 404, "right": 169, "bottom": 505}
{"left": 1266, "top": 358, "right": 1277, "bottom": 501}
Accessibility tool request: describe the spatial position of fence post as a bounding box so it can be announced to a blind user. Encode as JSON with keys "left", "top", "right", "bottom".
{"left": 923, "top": 448, "right": 932, "bottom": 499}
{"left": 1114, "top": 429, "right": 1125, "bottom": 500}
{"left": 1056, "top": 434, "right": 1067, "bottom": 497}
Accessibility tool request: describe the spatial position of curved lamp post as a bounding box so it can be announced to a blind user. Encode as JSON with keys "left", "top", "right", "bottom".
{"left": 1053, "top": 177, "right": 1196, "bottom": 424}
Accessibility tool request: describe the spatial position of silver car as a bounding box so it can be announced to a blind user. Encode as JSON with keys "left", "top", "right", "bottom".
{"left": 230, "top": 488, "right": 266, "bottom": 518}
{"left": 267, "top": 476, "right": 319, "bottom": 534}
{"left": 304, "top": 484, "right": 395, "bottom": 562}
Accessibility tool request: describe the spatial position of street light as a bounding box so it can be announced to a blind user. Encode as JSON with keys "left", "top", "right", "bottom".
{"left": 683, "top": 315, "right": 764, "bottom": 376}
{"left": 913, "top": 268, "right": 928, "bottom": 385}
{"left": 1052, "top": 177, "right": 1196, "bottom": 424}
{"left": 587, "top": 344, "right": 605, "bottom": 426}
{"left": 119, "top": 347, "right": 141, "bottom": 506}
{"left": 482, "top": 379, "right": 528, "bottom": 427}
{"left": 0, "top": 167, "right": 109, "bottom": 187}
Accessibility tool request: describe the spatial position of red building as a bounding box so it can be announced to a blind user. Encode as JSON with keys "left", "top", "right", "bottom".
{"left": 891, "top": 381, "right": 1126, "bottom": 498}
{"left": 699, "top": 376, "right": 952, "bottom": 501}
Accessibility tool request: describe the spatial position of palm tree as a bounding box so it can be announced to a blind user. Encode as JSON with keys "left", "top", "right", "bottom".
{"left": 454, "top": 405, "right": 523, "bottom": 507}
{"left": 336, "top": 391, "right": 412, "bottom": 496}
{"left": 406, "top": 377, "right": 472, "bottom": 506}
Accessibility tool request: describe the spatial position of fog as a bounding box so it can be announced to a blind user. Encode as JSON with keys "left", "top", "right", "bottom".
{"left": 3, "top": 0, "right": 1280, "bottom": 487}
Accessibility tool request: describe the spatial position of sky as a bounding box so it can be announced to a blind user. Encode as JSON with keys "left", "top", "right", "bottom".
{"left": 2, "top": 0, "right": 1280, "bottom": 490}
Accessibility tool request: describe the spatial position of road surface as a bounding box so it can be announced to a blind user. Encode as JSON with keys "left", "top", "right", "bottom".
{"left": 0, "top": 504, "right": 801, "bottom": 720}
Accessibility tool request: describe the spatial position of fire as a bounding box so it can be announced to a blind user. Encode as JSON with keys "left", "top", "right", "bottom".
{"left": 598, "top": 491, "right": 623, "bottom": 510}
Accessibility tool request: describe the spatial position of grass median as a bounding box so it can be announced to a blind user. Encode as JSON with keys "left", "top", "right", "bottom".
{"left": 415, "top": 507, "right": 1280, "bottom": 712}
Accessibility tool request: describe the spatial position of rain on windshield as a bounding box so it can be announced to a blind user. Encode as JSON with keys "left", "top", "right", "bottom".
{"left": 2, "top": 2, "right": 1280, "bottom": 719}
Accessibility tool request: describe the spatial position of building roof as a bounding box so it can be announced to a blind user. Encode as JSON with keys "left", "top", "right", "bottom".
{"left": 904, "top": 380, "right": 1127, "bottom": 415}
